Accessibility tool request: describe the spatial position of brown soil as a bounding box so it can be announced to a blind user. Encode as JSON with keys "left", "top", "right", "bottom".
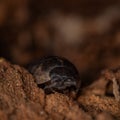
{"left": 0, "top": 58, "right": 120, "bottom": 120}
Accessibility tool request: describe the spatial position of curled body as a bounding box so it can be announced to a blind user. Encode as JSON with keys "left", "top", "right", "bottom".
{"left": 28, "top": 56, "right": 81, "bottom": 94}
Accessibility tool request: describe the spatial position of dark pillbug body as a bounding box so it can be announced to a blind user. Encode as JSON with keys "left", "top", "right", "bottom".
{"left": 28, "top": 56, "right": 81, "bottom": 94}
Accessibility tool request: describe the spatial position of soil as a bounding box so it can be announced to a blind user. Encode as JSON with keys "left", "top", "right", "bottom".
{"left": 0, "top": 58, "right": 120, "bottom": 120}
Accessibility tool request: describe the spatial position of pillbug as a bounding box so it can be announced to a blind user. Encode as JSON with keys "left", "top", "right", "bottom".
{"left": 28, "top": 56, "right": 81, "bottom": 94}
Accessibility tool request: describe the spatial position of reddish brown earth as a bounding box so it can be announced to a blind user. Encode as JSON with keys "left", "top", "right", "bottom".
{"left": 0, "top": 58, "right": 120, "bottom": 120}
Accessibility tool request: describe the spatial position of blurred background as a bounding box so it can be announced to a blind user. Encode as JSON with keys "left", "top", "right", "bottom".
{"left": 0, "top": 0, "right": 120, "bottom": 86}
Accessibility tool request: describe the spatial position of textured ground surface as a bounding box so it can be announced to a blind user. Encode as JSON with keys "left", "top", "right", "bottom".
{"left": 0, "top": 58, "right": 120, "bottom": 120}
